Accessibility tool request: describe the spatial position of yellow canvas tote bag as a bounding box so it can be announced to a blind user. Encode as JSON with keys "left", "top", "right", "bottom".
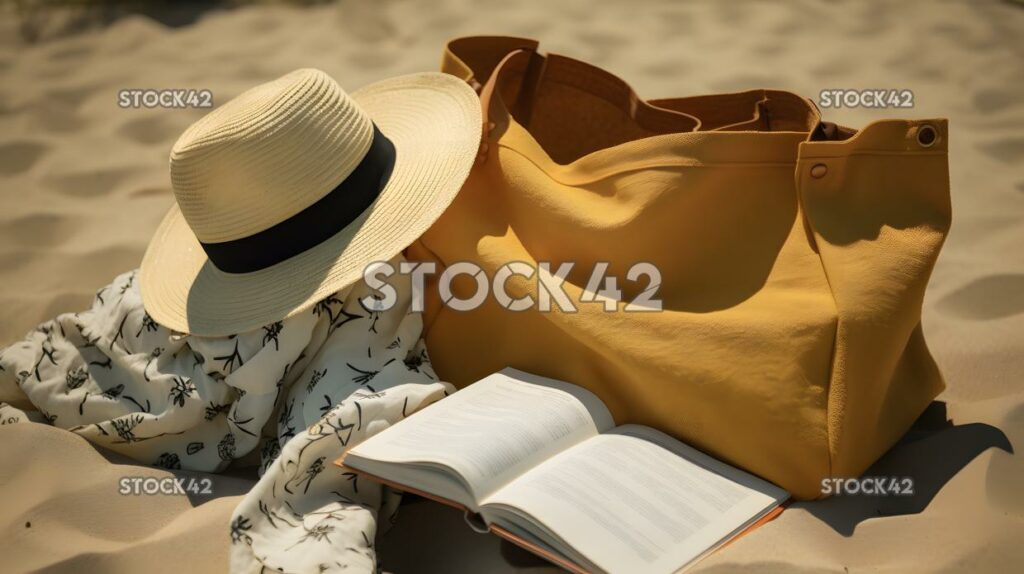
{"left": 407, "top": 36, "right": 951, "bottom": 499}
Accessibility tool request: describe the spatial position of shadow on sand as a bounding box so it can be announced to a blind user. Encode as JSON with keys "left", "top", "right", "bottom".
{"left": 798, "top": 401, "right": 1013, "bottom": 536}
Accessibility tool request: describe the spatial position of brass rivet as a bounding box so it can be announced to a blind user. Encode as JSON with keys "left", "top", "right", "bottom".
{"left": 810, "top": 163, "right": 828, "bottom": 178}
{"left": 917, "top": 124, "right": 937, "bottom": 148}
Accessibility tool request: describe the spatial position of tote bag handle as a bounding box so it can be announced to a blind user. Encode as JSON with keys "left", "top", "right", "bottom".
{"left": 477, "top": 49, "right": 549, "bottom": 136}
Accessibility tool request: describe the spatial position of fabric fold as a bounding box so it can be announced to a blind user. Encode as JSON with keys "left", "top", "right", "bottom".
{"left": 0, "top": 255, "right": 450, "bottom": 573}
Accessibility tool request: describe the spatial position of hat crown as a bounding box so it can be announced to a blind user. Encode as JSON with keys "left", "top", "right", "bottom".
{"left": 169, "top": 68, "right": 374, "bottom": 244}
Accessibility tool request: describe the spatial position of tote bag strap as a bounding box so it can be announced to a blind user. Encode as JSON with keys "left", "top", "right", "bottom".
{"left": 477, "top": 49, "right": 549, "bottom": 134}
{"left": 649, "top": 91, "right": 824, "bottom": 133}
{"left": 451, "top": 37, "right": 702, "bottom": 163}
{"left": 443, "top": 36, "right": 826, "bottom": 137}
{"left": 441, "top": 36, "right": 539, "bottom": 89}
{"left": 442, "top": 36, "right": 547, "bottom": 163}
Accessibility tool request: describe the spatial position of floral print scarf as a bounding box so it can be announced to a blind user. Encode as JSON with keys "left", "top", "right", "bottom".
{"left": 0, "top": 255, "right": 452, "bottom": 573}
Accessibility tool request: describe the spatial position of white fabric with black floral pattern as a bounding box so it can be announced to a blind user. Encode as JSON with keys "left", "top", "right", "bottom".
{"left": 0, "top": 255, "right": 453, "bottom": 573}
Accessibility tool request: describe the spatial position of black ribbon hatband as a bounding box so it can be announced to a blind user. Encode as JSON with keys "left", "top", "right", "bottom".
{"left": 200, "top": 124, "right": 396, "bottom": 274}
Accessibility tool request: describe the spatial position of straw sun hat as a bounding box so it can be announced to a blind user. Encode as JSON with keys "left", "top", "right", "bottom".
{"left": 139, "top": 69, "right": 481, "bottom": 336}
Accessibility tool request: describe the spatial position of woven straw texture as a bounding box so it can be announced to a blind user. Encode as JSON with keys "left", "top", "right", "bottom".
{"left": 139, "top": 70, "right": 480, "bottom": 336}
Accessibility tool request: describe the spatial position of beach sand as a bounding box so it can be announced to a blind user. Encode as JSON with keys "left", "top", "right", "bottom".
{"left": 1, "top": 0, "right": 1022, "bottom": 572}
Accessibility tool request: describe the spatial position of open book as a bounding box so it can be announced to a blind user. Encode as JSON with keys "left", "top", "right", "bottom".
{"left": 338, "top": 369, "right": 788, "bottom": 574}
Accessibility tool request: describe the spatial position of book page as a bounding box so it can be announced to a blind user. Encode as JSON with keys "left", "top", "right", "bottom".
{"left": 482, "top": 425, "right": 787, "bottom": 574}
{"left": 347, "top": 368, "right": 615, "bottom": 504}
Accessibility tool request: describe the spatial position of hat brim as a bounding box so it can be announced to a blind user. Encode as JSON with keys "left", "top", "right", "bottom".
{"left": 139, "top": 72, "right": 481, "bottom": 336}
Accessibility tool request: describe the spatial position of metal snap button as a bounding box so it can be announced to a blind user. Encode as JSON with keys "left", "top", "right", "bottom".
{"left": 917, "top": 124, "right": 937, "bottom": 148}
{"left": 810, "top": 163, "right": 828, "bottom": 178}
